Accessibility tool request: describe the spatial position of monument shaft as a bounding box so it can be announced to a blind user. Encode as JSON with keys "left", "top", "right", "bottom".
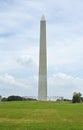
{"left": 38, "top": 16, "right": 47, "bottom": 100}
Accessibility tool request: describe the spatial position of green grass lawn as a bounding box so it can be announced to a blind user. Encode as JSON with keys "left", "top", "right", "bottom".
{"left": 0, "top": 101, "right": 83, "bottom": 130}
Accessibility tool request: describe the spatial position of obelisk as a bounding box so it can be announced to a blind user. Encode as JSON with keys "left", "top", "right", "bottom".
{"left": 38, "top": 15, "right": 47, "bottom": 101}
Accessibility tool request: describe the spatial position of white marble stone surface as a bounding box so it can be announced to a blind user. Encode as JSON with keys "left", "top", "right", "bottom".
{"left": 38, "top": 15, "right": 47, "bottom": 101}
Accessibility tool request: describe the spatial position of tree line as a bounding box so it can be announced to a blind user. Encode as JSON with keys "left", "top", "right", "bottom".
{"left": 60, "top": 92, "right": 83, "bottom": 103}
{"left": 0, "top": 92, "right": 83, "bottom": 103}
{"left": 1, "top": 95, "right": 37, "bottom": 101}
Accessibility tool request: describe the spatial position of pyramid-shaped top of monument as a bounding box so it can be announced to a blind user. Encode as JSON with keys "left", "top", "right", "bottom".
{"left": 41, "top": 15, "right": 45, "bottom": 21}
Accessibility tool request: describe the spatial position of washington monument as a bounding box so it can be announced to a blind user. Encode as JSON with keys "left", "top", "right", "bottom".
{"left": 38, "top": 15, "right": 47, "bottom": 101}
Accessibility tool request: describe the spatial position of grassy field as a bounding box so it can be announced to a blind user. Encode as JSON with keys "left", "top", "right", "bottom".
{"left": 0, "top": 101, "right": 83, "bottom": 130}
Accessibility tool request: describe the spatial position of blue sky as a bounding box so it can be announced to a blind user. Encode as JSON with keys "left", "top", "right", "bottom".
{"left": 0, "top": 0, "right": 83, "bottom": 99}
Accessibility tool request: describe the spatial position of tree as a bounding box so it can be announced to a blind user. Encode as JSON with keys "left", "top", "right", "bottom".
{"left": 7, "top": 95, "right": 23, "bottom": 101}
{"left": 72, "top": 92, "right": 82, "bottom": 103}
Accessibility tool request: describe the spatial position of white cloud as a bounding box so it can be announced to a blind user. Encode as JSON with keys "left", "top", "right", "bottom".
{"left": 0, "top": 73, "right": 38, "bottom": 97}
{"left": 48, "top": 72, "right": 83, "bottom": 99}
{"left": 0, "top": 73, "right": 28, "bottom": 88}
{"left": 16, "top": 55, "right": 36, "bottom": 68}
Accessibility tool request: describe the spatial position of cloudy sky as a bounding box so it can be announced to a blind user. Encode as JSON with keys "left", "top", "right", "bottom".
{"left": 0, "top": 0, "right": 83, "bottom": 99}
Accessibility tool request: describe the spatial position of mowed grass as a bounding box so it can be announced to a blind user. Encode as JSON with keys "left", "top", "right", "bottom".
{"left": 0, "top": 101, "right": 83, "bottom": 130}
